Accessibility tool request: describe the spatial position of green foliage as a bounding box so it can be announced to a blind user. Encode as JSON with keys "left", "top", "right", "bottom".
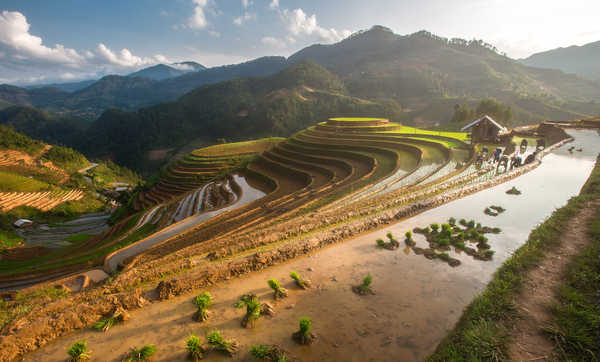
{"left": 194, "top": 292, "right": 212, "bottom": 321}
{"left": 42, "top": 145, "right": 88, "bottom": 174}
{"left": 249, "top": 345, "right": 270, "bottom": 359}
{"left": 0, "top": 124, "right": 44, "bottom": 155}
{"left": 293, "top": 317, "right": 315, "bottom": 345}
{"left": 290, "top": 271, "right": 310, "bottom": 289}
{"left": 206, "top": 330, "right": 238, "bottom": 356}
{"left": 0, "top": 170, "right": 52, "bottom": 192}
{"left": 186, "top": 334, "right": 204, "bottom": 361}
{"left": 68, "top": 341, "right": 90, "bottom": 362}
{"left": 92, "top": 309, "right": 126, "bottom": 332}
{"left": 543, "top": 211, "right": 600, "bottom": 360}
{"left": 267, "top": 278, "right": 288, "bottom": 299}
{"left": 235, "top": 294, "right": 262, "bottom": 327}
{"left": 125, "top": 345, "right": 156, "bottom": 361}
{"left": 0, "top": 229, "right": 23, "bottom": 249}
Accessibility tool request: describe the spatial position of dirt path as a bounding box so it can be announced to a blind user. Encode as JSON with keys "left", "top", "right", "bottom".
{"left": 506, "top": 199, "right": 600, "bottom": 361}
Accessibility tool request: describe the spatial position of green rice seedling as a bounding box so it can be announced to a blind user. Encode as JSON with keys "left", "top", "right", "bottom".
{"left": 186, "top": 334, "right": 205, "bottom": 361}
{"left": 267, "top": 279, "right": 288, "bottom": 299}
{"left": 413, "top": 226, "right": 429, "bottom": 234}
{"left": 490, "top": 205, "right": 505, "bottom": 213}
{"left": 386, "top": 232, "right": 400, "bottom": 248}
{"left": 490, "top": 227, "right": 502, "bottom": 234}
{"left": 292, "top": 317, "right": 315, "bottom": 345}
{"left": 352, "top": 273, "right": 374, "bottom": 295}
{"left": 467, "top": 220, "right": 475, "bottom": 229}
{"left": 448, "top": 217, "right": 456, "bottom": 226}
{"left": 124, "top": 345, "right": 156, "bottom": 361}
{"left": 194, "top": 292, "right": 212, "bottom": 321}
{"left": 456, "top": 232, "right": 465, "bottom": 240}
{"left": 476, "top": 223, "right": 482, "bottom": 230}
{"left": 438, "top": 252, "right": 450, "bottom": 262}
{"left": 249, "top": 345, "right": 287, "bottom": 361}
{"left": 437, "top": 238, "right": 450, "bottom": 247}
{"left": 68, "top": 341, "right": 90, "bottom": 362}
{"left": 376, "top": 238, "right": 386, "bottom": 247}
{"left": 206, "top": 330, "right": 239, "bottom": 356}
{"left": 235, "top": 294, "right": 262, "bottom": 328}
{"left": 484, "top": 250, "right": 495, "bottom": 258}
{"left": 404, "top": 231, "right": 416, "bottom": 247}
{"left": 430, "top": 223, "right": 440, "bottom": 233}
{"left": 92, "top": 308, "right": 128, "bottom": 332}
{"left": 290, "top": 271, "right": 311, "bottom": 289}
{"left": 455, "top": 241, "right": 466, "bottom": 250}
{"left": 506, "top": 186, "right": 522, "bottom": 195}
{"left": 459, "top": 219, "right": 468, "bottom": 227}
{"left": 484, "top": 207, "right": 498, "bottom": 216}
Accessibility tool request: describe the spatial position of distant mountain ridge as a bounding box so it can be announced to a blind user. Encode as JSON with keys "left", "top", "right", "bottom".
{"left": 128, "top": 61, "right": 206, "bottom": 80}
{"left": 520, "top": 40, "right": 600, "bottom": 81}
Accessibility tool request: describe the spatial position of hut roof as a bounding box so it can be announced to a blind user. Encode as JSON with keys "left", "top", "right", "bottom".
{"left": 460, "top": 115, "right": 508, "bottom": 133}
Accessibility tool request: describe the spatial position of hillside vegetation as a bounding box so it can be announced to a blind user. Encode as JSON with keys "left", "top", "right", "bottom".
{"left": 521, "top": 40, "right": 600, "bottom": 81}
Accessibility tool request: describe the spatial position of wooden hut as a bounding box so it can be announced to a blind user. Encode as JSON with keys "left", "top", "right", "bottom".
{"left": 461, "top": 115, "right": 508, "bottom": 143}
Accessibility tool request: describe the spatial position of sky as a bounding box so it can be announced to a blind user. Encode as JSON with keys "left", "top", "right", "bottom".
{"left": 1, "top": 0, "right": 599, "bottom": 85}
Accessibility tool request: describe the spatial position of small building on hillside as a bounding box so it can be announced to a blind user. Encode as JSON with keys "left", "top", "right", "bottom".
{"left": 461, "top": 115, "right": 509, "bottom": 143}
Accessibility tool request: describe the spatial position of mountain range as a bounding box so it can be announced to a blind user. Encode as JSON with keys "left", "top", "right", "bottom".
{"left": 521, "top": 40, "right": 600, "bottom": 81}
{"left": 0, "top": 25, "right": 599, "bottom": 172}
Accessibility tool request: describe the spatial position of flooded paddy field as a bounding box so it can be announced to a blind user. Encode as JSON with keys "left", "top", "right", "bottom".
{"left": 25, "top": 130, "right": 599, "bottom": 361}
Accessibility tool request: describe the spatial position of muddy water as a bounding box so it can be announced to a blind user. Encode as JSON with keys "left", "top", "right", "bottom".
{"left": 26, "top": 130, "right": 599, "bottom": 362}
{"left": 106, "top": 174, "right": 265, "bottom": 271}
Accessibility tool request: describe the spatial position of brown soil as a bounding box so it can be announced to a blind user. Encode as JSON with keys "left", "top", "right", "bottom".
{"left": 506, "top": 200, "right": 600, "bottom": 361}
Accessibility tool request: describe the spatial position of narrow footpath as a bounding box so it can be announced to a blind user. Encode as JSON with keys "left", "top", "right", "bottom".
{"left": 506, "top": 199, "right": 600, "bottom": 361}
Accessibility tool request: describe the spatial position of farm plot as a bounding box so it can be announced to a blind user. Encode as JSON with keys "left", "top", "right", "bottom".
{"left": 0, "top": 189, "right": 84, "bottom": 212}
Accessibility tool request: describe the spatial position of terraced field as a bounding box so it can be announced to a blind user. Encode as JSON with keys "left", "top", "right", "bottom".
{"left": 0, "top": 119, "right": 476, "bottom": 289}
{"left": 0, "top": 189, "right": 84, "bottom": 212}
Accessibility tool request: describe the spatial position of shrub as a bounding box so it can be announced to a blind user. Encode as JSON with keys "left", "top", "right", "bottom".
{"left": 68, "top": 341, "right": 90, "bottom": 362}
{"left": 186, "top": 334, "right": 205, "bottom": 361}
{"left": 267, "top": 279, "right": 288, "bottom": 299}
{"left": 235, "top": 294, "right": 262, "bottom": 328}
{"left": 206, "top": 330, "right": 239, "bottom": 356}
{"left": 194, "top": 292, "right": 212, "bottom": 322}
{"left": 292, "top": 317, "right": 315, "bottom": 345}
{"left": 290, "top": 271, "right": 311, "bottom": 289}
{"left": 124, "top": 345, "right": 156, "bottom": 361}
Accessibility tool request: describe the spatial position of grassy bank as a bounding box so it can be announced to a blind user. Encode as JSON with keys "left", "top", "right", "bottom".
{"left": 427, "top": 155, "right": 600, "bottom": 361}
{"left": 543, "top": 209, "right": 600, "bottom": 360}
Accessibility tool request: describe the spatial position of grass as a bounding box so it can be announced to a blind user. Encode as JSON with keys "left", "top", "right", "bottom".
{"left": 542, "top": 208, "right": 600, "bottom": 360}
{"left": 206, "top": 330, "right": 238, "bottom": 356}
{"left": 124, "top": 345, "right": 156, "bottom": 361}
{"left": 267, "top": 278, "right": 288, "bottom": 299}
{"left": 353, "top": 273, "right": 374, "bottom": 295}
{"left": 185, "top": 334, "right": 205, "bottom": 361}
{"left": 392, "top": 125, "right": 469, "bottom": 142}
{"left": 192, "top": 137, "right": 284, "bottom": 157}
{"left": 290, "top": 271, "right": 311, "bottom": 289}
{"left": 0, "top": 170, "right": 51, "bottom": 192}
{"left": 0, "top": 229, "right": 23, "bottom": 249}
{"left": 193, "top": 292, "right": 211, "bottom": 322}
{"left": 292, "top": 317, "right": 315, "bottom": 345}
{"left": 67, "top": 341, "right": 90, "bottom": 362}
{"left": 328, "top": 117, "right": 389, "bottom": 122}
{"left": 64, "top": 234, "right": 93, "bottom": 244}
{"left": 235, "top": 294, "right": 262, "bottom": 328}
{"left": 249, "top": 345, "right": 287, "bottom": 361}
{"left": 427, "top": 155, "right": 600, "bottom": 361}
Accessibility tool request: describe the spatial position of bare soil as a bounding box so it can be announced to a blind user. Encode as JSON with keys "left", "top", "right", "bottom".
{"left": 506, "top": 200, "right": 600, "bottom": 361}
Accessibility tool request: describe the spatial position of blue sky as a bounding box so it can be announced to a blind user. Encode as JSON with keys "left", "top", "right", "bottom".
{"left": 1, "top": 0, "right": 599, "bottom": 85}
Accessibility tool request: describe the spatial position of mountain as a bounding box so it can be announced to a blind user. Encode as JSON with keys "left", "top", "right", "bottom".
{"left": 0, "top": 57, "right": 288, "bottom": 119}
{"left": 289, "top": 26, "right": 600, "bottom": 120}
{"left": 520, "top": 40, "right": 600, "bottom": 81}
{"left": 128, "top": 61, "right": 206, "bottom": 80}
{"left": 79, "top": 60, "right": 403, "bottom": 170}
{"left": 26, "top": 79, "right": 97, "bottom": 93}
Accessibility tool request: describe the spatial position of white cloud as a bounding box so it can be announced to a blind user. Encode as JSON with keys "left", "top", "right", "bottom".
{"left": 0, "top": 10, "right": 83, "bottom": 66}
{"left": 233, "top": 12, "right": 256, "bottom": 26}
{"left": 0, "top": 10, "right": 172, "bottom": 85}
{"left": 209, "top": 30, "right": 221, "bottom": 38}
{"left": 188, "top": 0, "right": 209, "bottom": 29}
{"left": 282, "top": 8, "right": 351, "bottom": 43}
{"left": 261, "top": 36, "right": 286, "bottom": 49}
{"left": 269, "top": 0, "right": 279, "bottom": 9}
{"left": 242, "top": 0, "right": 251, "bottom": 9}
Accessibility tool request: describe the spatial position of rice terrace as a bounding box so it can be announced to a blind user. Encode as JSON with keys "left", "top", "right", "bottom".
{"left": 1, "top": 4, "right": 600, "bottom": 361}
